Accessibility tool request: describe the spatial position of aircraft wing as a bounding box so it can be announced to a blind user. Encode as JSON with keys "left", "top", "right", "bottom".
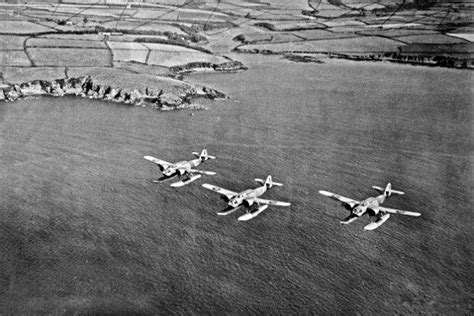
{"left": 254, "top": 198, "right": 290, "bottom": 207}
{"left": 188, "top": 169, "right": 216, "bottom": 176}
{"left": 379, "top": 206, "right": 421, "bottom": 217}
{"left": 144, "top": 156, "right": 172, "bottom": 171}
{"left": 202, "top": 183, "right": 237, "bottom": 199}
{"left": 318, "top": 190, "right": 359, "bottom": 207}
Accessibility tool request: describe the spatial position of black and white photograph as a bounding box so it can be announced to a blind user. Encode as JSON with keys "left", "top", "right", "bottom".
{"left": 0, "top": 0, "right": 472, "bottom": 314}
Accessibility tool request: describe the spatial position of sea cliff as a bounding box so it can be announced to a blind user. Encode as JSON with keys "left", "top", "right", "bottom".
{"left": 0, "top": 76, "right": 226, "bottom": 109}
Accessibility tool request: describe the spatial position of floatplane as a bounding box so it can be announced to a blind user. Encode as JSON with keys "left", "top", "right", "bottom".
{"left": 202, "top": 175, "right": 291, "bottom": 221}
{"left": 319, "top": 183, "right": 421, "bottom": 230}
{"left": 144, "top": 149, "right": 216, "bottom": 187}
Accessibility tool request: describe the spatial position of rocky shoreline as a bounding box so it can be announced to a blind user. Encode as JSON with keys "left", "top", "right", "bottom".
{"left": 169, "top": 60, "right": 248, "bottom": 78}
{"left": 0, "top": 76, "right": 226, "bottom": 109}
{"left": 327, "top": 52, "right": 473, "bottom": 69}
{"left": 236, "top": 48, "right": 474, "bottom": 70}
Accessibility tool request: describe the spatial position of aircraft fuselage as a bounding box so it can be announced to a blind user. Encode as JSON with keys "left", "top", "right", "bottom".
{"left": 352, "top": 194, "right": 387, "bottom": 217}
{"left": 163, "top": 158, "right": 203, "bottom": 176}
{"left": 228, "top": 185, "right": 267, "bottom": 208}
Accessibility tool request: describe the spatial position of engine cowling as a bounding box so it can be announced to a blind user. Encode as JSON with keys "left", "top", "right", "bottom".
{"left": 343, "top": 202, "right": 357, "bottom": 211}
{"left": 229, "top": 197, "right": 243, "bottom": 208}
{"left": 243, "top": 199, "right": 255, "bottom": 207}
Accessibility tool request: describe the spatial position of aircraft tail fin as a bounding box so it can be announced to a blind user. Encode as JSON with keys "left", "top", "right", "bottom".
{"left": 192, "top": 149, "right": 216, "bottom": 161}
{"left": 372, "top": 183, "right": 405, "bottom": 197}
{"left": 258, "top": 175, "right": 282, "bottom": 188}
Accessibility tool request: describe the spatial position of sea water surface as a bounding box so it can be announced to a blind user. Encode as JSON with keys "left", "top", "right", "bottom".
{"left": 0, "top": 55, "right": 472, "bottom": 314}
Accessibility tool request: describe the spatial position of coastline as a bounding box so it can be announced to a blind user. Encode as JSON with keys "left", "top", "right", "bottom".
{"left": 235, "top": 48, "right": 474, "bottom": 70}
{"left": 1, "top": 0, "right": 472, "bottom": 111}
{"left": 0, "top": 74, "right": 227, "bottom": 109}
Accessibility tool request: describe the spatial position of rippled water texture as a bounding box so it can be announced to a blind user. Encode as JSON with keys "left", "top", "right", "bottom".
{"left": 0, "top": 56, "right": 472, "bottom": 314}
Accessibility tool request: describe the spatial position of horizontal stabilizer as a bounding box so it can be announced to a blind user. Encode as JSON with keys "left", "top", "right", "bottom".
{"left": 390, "top": 189, "right": 405, "bottom": 195}
{"left": 262, "top": 175, "right": 283, "bottom": 188}
{"left": 373, "top": 183, "right": 405, "bottom": 197}
{"left": 373, "top": 186, "right": 405, "bottom": 195}
{"left": 255, "top": 178, "right": 282, "bottom": 186}
{"left": 193, "top": 149, "right": 216, "bottom": 160}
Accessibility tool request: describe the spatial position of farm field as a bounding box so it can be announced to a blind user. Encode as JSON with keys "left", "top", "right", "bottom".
{"left": 26, "top": 38, "right": 107, "bottom": 49}
{"left": 66, "top": 67, "right": 189, "bottom": 92}
{"left": 147, "top": 50, "right": 226, "bottom": 67}
{"left": 0, "top": 35, "right": 27, "bottom": 50}
{"left": 0, "top": 0, "right": 470, "bottom": 75}
{"left": 27, "top": 48, "right": 111, "bottom": 67}
{"left": 0, "top": 51, "right": 31, "bottom": 67}
{"left": 112, "top": 49, "right": 149, "bottom": 64}
{"left": 0, "top": 20, "right": 54, "bottom": 34}
{"left": 394, "top": 34, "right": 469, "bottom": 45}
{"left": 0, "top": 1, "right": 472, "bottom": 314}
{"left": 2, "top": 67, "right": 66, "bottom": 84}
{"left": 100, "top": 21, "right": 187, "bottom": 35}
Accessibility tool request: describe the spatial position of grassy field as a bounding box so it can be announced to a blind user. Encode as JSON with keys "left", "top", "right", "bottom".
{"left": 0, "top": 35, "right": 27, "bottom": 50}
{"left": 66, "top": 66, "right": 195, "bottom": 93}
{"left": 236, "top": 32, "right": 303, "bottom": 44}
{"left": 26, "top": 38, "right": 107, "bottom": 49}
{"left": 147, "top": 50, "right": 225, "bottom": 67}
{"left": 356, "top": 28, "right": 439, "bottom": 38}
{"left": 447, "top": 33, "right": 474, "bottom": 42}
{"left": 27, "top": 48, "right": 111, "bottom": 67}
{"left": 40, "top": 34, "right": 106, "bottom": 41}
{"left": 133, "top": 7, "right": 230, "bottom": 22}
{"left": 394, "top": 34, "right": 469, "bottom": 45}
{"left": 2, "top": 67, "right": 65, "bottom": 84}
{"left": 100, "top": 21, "right": 187, "bottom": 35}
{"left": 0, "top": 0, "right": 471, "bottom": 71}
{"left": 290, "top": 29, "right": 360, "bottom": 40}
{"left": 0, "top": 51, "right": 31, "bottom": 67}
{"left": 106, "top": 34, "right": 168, "bottom": 42}
{"left": 107, "top": 41, "right": 148, "bottom": 51}
{"left": 112, "top": 49, "right": 149, "bottom": 64}
{"left": 144, "top": 44, "right": 228, "bottom": 67}
{"left": 0, "top": 20, "right": 54, "bottom": 34}
{"left": 112, "top": 62, "right": 171, "bottom": 77}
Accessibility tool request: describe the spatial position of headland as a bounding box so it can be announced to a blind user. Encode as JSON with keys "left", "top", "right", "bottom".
{"left": 0, "top": 0, "right": 472, "bottom": 109}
